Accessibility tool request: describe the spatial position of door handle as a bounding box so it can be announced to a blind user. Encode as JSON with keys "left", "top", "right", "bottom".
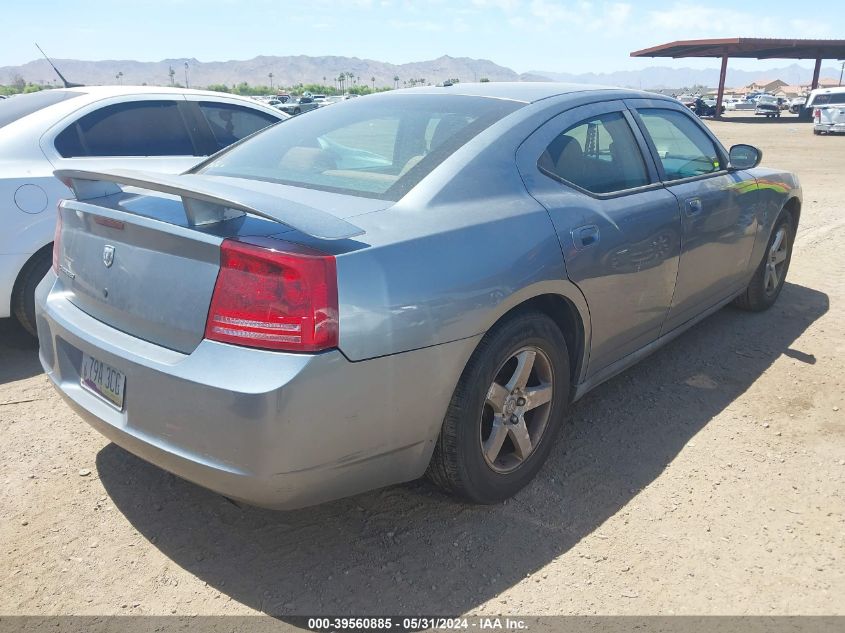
{"left": 572, "top": 225, "right": 600, "bottom": 250}
{"left": 685, "top": 198, "right": 703, "bottom": 216}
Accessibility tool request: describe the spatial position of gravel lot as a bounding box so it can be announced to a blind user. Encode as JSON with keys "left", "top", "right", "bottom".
{"left": 1, "top": 113, "right": 843, "bottom": 618}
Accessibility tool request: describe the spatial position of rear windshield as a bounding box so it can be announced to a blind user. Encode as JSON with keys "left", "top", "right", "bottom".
{"left": 0, "top": 90, "right": 85, "bottom": 129}
{"left": 198, "top": 94, "right": 522, "bottom": 200}
{"left": 812, "top": 93, "right": 845, "bottom": 106}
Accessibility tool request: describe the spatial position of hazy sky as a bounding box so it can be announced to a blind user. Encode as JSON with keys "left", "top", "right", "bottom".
{"left": 5, "top": 0, "right": 842, "bottom": 73}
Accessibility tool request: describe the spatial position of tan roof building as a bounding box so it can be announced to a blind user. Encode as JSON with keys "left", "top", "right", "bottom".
{"left": 745, "top": 78, "right": 789, "bottom": 93}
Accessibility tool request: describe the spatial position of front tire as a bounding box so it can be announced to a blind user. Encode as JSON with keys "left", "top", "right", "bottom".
{"left": 427, "top": 311, "right": 570, "bottom": 503}
{"left": 12, "top": 249, "right": 52, "bottom": 337}
{"left": 734, "top": 211, "right": 794, "bottom": 312}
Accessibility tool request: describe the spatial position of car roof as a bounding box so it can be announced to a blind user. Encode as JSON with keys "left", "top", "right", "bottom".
{"left": 809, "top": 85, "right": 845, "bottom": 95}
{"left": 396, "top": 82, "right": 651, "bottom": 104}
{"left": 53, "top": 85, "right": 266, "bottom": 101}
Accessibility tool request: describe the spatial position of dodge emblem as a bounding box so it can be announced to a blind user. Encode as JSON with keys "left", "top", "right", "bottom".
{"left": 103, "top": 245, "right": 115, "bottom": 268}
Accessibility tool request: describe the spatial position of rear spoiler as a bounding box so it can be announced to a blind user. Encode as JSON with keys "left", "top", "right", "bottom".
{"left": 54, "top": 168, "right": 365, "bottom": 241}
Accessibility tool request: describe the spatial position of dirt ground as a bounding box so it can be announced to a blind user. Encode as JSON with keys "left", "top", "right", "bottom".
{"left": 1, "top": 112, "right": 843, "bottom": 619}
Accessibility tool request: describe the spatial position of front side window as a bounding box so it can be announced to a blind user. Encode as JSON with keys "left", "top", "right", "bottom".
{"left": 636, "top": 108, "right": 722, "bottom": 181}
{"left": 198, "top": 102, "right": 279, "bottom": 151}
{"left": 538, "top": 111, "right": 650, "bottom": 194}
{"left": 55, "top": 100, "right": 195, "bottom": 158}
{"left": 198, "top": 95, "right": 522, "bottom": 199}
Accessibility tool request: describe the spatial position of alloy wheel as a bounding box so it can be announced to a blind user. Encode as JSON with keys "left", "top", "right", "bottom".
{"left": 480, "top": 346, "right": 554, "bottom": 474}
{"left": 764, "top": 227, "right": 789, "bottom": 295}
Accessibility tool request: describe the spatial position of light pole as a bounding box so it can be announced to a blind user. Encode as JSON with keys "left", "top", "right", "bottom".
{"left": 839, "top": 61, "right": 844, "bottom": 87}
{"left": 184, "top": 62, "right": 189, "bottom": 89}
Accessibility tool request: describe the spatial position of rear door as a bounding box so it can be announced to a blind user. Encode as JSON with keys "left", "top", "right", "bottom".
{"left": 517, "top": 100, "right": 682, "bottom": 376}
{"left": 626, "top": 99, "right": 758, "bottom": 334}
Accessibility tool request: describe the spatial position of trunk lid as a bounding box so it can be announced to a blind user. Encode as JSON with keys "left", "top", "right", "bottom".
{"left": 54, "top": 169, "right": 376, "bottom": 353}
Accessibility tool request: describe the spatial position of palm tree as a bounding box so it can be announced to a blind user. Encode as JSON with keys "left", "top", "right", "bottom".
{"left": 115, "top": 71, "right": 123, "bottom": 84}
{"left": 371, "top": 76, "right": 376, "bottom": 91}
{"left": 393, "top": 75, "right": 399, "bottom": 89}
{"left": 168, "top": 66, "right": 175, "bottom": 86}
{"left": 268, "top": 72, "right": 274, "bottom": 91}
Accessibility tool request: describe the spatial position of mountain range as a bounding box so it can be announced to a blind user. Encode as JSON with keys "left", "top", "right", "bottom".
{"left": 1, "top": 54, "right": 840, "bottom": 90}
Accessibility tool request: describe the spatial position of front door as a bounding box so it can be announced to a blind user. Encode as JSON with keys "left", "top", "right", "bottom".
{"left": 626, "top": 101, "right": 759, "bottom": 333}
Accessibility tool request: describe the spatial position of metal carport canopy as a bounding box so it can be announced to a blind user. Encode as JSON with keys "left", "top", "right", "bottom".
{"left": 630, "top": 38, "right": 845, "bottom": 118}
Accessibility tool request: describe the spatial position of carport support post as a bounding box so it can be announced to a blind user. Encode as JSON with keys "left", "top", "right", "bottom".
{"left": 715, "top": 54, "right": 728, "bottom": 120}
{"left": 811, "top": 55, "right": 822, "bottom": 90}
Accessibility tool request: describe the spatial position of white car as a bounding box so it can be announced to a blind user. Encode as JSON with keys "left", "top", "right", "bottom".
{"left": 1, "top": 86, "right": 288, "bottom": 334}
{"left": 807, "top": 87, "right": 845, "bottom": 134}
{"left": 801, "top": 86, "right": 845, "bottom": 122}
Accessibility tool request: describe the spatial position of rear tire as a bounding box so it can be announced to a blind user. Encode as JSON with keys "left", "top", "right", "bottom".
{"left": 734, "top": 211, "right": 794, "bottom": 312}
{"left": 427, "top": 311, "right": 570, "bottom": 503}
{"left": 12, "top": 249, "right": 52, "bottom": 337}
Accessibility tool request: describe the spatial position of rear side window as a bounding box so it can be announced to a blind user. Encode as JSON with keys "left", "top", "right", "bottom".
{"left": 538, "top": 111, "right": 650, "bottom": 194}
{"left": 198, "top": 102, "right": 279, "bottom": 151}
{"left": 55, "top": 100, "right": 195, "bottom": 157}
{"left": 636, "top": 108, "right": 721, "bottom": 181}
{"left": 0, "top": 90, "right": 85, "bottom": 129}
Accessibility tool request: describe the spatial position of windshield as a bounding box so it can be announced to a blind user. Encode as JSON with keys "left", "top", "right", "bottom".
{"left": 0, "top": 90, "right": 86, "bottom": 129}
{"left": 198, "top": 94, "right": 522, "bottom": 200}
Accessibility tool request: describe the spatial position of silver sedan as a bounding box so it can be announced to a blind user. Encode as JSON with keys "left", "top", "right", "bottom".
{"left": 37, "top": 83, "right": 801, "bottom": 509}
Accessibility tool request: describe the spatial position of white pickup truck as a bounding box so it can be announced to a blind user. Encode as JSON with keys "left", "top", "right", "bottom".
{"left": 807, "top": 87, "right": 845, "bottom": 134}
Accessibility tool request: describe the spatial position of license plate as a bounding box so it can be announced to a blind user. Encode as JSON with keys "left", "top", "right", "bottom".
{"left": 80, "top": 354, "right": 126, "bottom": 410}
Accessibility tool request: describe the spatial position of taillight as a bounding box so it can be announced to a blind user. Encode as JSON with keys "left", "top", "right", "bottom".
{"left": 205, "top": 237, "right": 338, "bottom": 352}
{"left": 814, "top": 108, "right": 821, "bottom": 123}
{"left": 52, "top": 203, "right": 64, "bottom": 274}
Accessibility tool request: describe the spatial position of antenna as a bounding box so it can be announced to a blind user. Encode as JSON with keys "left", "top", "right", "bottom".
{"left": 35, "top": 43, "right": 84, "bottom": 88}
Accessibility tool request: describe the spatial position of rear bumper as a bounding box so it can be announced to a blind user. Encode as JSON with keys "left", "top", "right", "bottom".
{"left": 814, "top": 122, "right": 845, "bottom": 134}
{"left": 35, "top": 271, "right": 478, "bottom": 509}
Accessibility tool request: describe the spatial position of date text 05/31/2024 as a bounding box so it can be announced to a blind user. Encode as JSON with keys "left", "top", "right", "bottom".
{"left": 306, "top": 617, "right": 529, "bottom": 631}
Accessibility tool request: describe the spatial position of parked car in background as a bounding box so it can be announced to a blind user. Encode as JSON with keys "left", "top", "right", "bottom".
{"left": 701, "top": 98, "right": 726, "bottom": 116}
{"left": 0, "top": 86, "right": 287, "bottom": 334}
{"left": 813, "top": 100, "right": 845, "bottom": 135}
{"left": 278, "top": 96, "right": 321, "bottom": 115}
{"left": 802, "top": 86, "right": 845, "bottom": 122}
{"left": 789, "top": 96, "right": 807, "bottom": 114}
{"left": 38, "top": 83, "right": 800, "bottom": 510}
{"left": 732, "top": 98, "right": 757, "bottom": 111}
{"left": 755, "top": 95, "right": 781, "bottom": 118}
{"left": 677, "top": 94, "right": 697, "bottom": 108}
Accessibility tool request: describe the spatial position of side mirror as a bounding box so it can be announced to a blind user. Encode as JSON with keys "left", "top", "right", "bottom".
{"left": 729, "top": 144, "right": 762, "bottom": 170}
